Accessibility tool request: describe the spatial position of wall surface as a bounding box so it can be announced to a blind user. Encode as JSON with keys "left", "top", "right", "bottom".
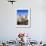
{"left": 0, "top": 0, "right": 46, "bottom": 42}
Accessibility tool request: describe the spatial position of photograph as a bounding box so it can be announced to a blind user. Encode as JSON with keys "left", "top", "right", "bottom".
{"left": 16, "top": 8, "right": 31, "bottom": 28}
{"left": 17, "top": 10, "right": 28, "bottom": 25}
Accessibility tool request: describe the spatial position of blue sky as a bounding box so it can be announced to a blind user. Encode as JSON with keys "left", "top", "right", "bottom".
{"left": 17, "top": 10, "right": 28, "bottom": 16}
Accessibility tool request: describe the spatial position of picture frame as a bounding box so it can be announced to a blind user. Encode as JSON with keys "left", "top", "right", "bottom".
{"left": 16, "top": 8, "right": 31, "bottom": 28}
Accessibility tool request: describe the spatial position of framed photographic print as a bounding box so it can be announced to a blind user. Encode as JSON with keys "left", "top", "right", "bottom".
{"left": 16, "top": 8, "right": 31, "bottom": 28}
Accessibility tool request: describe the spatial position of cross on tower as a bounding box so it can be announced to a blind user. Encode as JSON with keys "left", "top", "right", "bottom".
{"left": 8, "top": 0, "right": 16, "bottom": 4}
